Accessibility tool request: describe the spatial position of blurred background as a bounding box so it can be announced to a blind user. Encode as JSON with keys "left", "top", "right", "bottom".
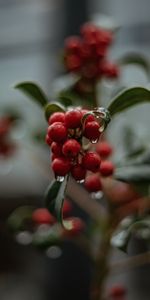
{"left": 0, "top": 1, "right": 149, "bottom": 299}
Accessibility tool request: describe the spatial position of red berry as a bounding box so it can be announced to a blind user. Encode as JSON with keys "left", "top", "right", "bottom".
{"left": 84, "top": 174, "right": 102, "bottom": 192}
{"left": 65, "top": 36, "right": 82, "bottom": 53}
{"left": 65, "top": 109, "right": 82, "bottom": 129}
{"left": 83, "top": 121, "right": 100, "bottom": 141}
{"left": 51, "top": 142, "right": 62, "bottom": 156}
{"left": 48, "top": 112, "right": 65, "bottom": 125}
{"left": 81, "top": 110, "right": 95, "bottom": 123}
{"left": 65, "top": 54, "right": 81, "bottom": 72}
{"left": 63, "top": 199, "right": 73, "bottom": 217}
{"left": 82, "top": 152, "right": 101, "bottom": 173}
{"left": 109, "top": 285, "right": 126, "bottom": 298}
{"left": 80, "top": 23, "right": 99, "bottom": 39}
{"left": 100, "top": 160, "right": 114, "bottom": 177}
{"left": 79, "top": 42, "right": 92, "bottom": 59}
{"left": 48, "top": 122, "right": 67, "bottom": 143}
{"left": 45, "top": 134, "right": 52, "bottom": 146}
{"left": 100, "top": 62, "right": 119, "bottom": 79}
{"left": 52, "top": 157, "right": 71, "bottom": 176}
{"left": 32, "top": 208, "right": 55, "bottom": 225}
{"left": 71, "top": 164, "right": 86, "bottom": 181}
{"left": 96, "top": 141, "right": 113, "bottom": 159}
{"left": 82, "top": 63, "right": 98, "bottom": 79}
{"left": 62, "top": 139, "right": 81, "bottom": 158}
{"left": 63, "top": 217, "right": 85, "bottom": 237}
{"left": 97, "top": 29, "right": 113, "bottom": 46}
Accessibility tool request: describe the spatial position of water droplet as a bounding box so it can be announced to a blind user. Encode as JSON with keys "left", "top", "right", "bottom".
{"left": 77, "top": 179, "right": 85, "bottom": 183}
{"left": 56, "top": 176, "right": 65, "bottom": 182}
{"left": 91, "top": 191, "right": 103, "bottom": 200}
{"left": 90, "top": 139, "right": 98, "bottom": 144}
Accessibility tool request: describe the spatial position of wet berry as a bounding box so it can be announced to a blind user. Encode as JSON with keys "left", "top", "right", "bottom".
{"left": 83, "top": 121, "right": 100, "bottom": 141}
{"left": 71, "top": 164, "right": 86, "bottom": 181}
{"left": 48, "top": 122, "right": 67, "bottom": 143}
{"left": 52, "top": 157, "right": 71, "bottom": 176}
{"left": 84, "top": 174, "right": 102, "bottom": 192}
{"left": 48, "top": 112, "right": 65, "bottom": 125}
{"left": 82, "top": 152, "right": 101, "bottom": 173}
{"left": 62, "top": 139, "right": 81, "bottom": 157}
{"left": 65, "top": 109, "right": 82, "bottom": 129}
{"left": 100, "top": 160, "right": 114, "bottom": 177}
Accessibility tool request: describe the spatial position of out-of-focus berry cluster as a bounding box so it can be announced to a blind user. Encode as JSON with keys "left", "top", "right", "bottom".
{"left": 0, "top": 116, "right": 15, "bottom": 157}
{"left": 63, "top": 23, "right": 119, "bottom": 93}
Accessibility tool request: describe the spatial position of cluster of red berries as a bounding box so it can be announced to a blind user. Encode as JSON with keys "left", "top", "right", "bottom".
{"left": 108, "top": 284, "right": 127, "bottom": 300}
{"left": 64, "top": 23, "right": 119, "bottom": 83}
{"left": 0, "top": 116, "right": 15, "bottom": 157}
{"left": 46, "top": 110, "right": 114, "bottom": 190}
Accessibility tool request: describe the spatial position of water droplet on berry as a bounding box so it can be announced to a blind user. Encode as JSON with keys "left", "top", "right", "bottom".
{"left": 91, "top": 191, "right": 103, "bottom": 200}
{"left": 56, "top": 176, "right": 65, "bottom": 182}
{"left": 90, "top": 138, "right": 98, "bottom": 144}
{"left": 77, "top": 179, "right": 85, "bottom": 183}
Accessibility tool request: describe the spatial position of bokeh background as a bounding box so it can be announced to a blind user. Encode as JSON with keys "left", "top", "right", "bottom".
{"left": 0, "top": 1, "right": 149, "bottom": 299}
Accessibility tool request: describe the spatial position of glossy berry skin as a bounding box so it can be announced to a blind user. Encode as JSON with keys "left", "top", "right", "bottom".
{"left": 45, "top": 134, "right": 52, "bottom": 146}
{"left": 32, "top": 208, "right": 55, "bottom": 225}
{"left": 96, "top": 141, "right": 113, "bottom": 159}
{"left": 83, "top": 121, "right": 100, "bottom": 141}
{"left": 82, "top": 152, "right": 101, "bottom": 173}
{"left": 109, "top": 285, "right": 126, "bottom": 298}
{"left": 84, "top": 174, "right": 102, "bottom": 192}
{"left": 63, "top": 217, "right": 85, "bottom": 237}
{"left": 48, "top": 122, "right": 67, "bottom": 143}
{"left": 52, "top": 157, "right": 71, "bottom": 176}
{"left": 51, "top": 142, "right": 62, "bottom": 156}
{"left": 100, "top": 160, "right": 114, "bottom": 177}
{"left": 71, "top": 164, "right": 86, "bottom": 181}
{"left": 48, "top": 112, "right": 65, "bottom": 125}
{"left": 62, "top": 139, "right": 81, "bottom": 158}
{"left": 65, "top": 109, "right": 82, "bottom": 129}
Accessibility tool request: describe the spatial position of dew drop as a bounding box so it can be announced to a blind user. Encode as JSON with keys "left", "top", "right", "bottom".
{"left": 90, "top": 139, "right": 98, "bottom": 144}
{"left": 77, "top": 179, "right": 85, "bottom": 183}
{"left": 56, "top": 176, "right": 65, "bottom": 182}
{"left": 91, "top": 191, "right": 103, "bottom": 200}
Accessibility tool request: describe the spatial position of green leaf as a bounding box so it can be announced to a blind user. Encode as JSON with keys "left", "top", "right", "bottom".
{"left": 118, "top": 53, "right": 150, "bottom": 78}
{"left": 32, "top": 225, "right": 61, "bottom": 249}
{"left": 115, "top": 165, "right": 150, "bottom": 183}
{"left": 7, "top": 206, "right": 34, "bottom": 232}
{"left": 15, "top": 81, "right": 48, "bottom": 107}
{"left": 45, "top": 176, "right": 68, "bottom": 224}
{"left": 58, "top": 91, "right": 73, "bottom": 107}
{"left": 45, "top": 102, "right": 65, "bottom": 121}
{"left": 108, "top": 87, "right": 150, "bottom": 116}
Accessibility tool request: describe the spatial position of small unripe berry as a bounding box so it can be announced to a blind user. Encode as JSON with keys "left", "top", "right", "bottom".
{"left": 48, "top": 122, "right": 67, "bottom": 143}
{"left": 65, "top": 109, "right": 82, "bottom": 129}
{"left": 83, "top": 121, "right": 100, "bottom": 141}
{"left": 48, "top": 112, "right": 65, "bottom": 125}
{"left": 51, "top": 142, "right": 62, "bottom": 156}
{"left": 32, "top": 208, "right": 55, "bottom": 225}
{"left": 96, "top": 141, "right": 113, "bottom": 159}
{"left": 71, "top": 164, "right": 86, "bottom": 181}
{"left": 100, "top": 160, "right": 114, "bottom": 177}
{"left": 45, "top": 134, "right": 52, "bottom": 146}
{"left": 82, "top": 152, "right": 101, "bottom": 173}
{"left": 84, "top": 174, "right": 102, "bottom": 192}
{"left": 52, "top": 157, "right": 71, "bottom": 176}
{"left": 62, "top": 139, "right": 81, "bottom": 157}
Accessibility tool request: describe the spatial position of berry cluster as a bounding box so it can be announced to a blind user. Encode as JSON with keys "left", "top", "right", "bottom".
{"left": 64, "top": 23, "right": 119, "bottom": 85}
{"left": 46, "top": 109, "right": 103, "bottom": 181}
{"left": 84, "top": 141, "right": 114, "bottom": 193}
{"left": 46, "top": 110, "right": 114, "bottom": 189}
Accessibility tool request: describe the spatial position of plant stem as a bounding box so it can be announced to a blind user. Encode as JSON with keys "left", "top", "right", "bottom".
{"left": 91, "top": 219, "right": 113, "bottom": 300}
